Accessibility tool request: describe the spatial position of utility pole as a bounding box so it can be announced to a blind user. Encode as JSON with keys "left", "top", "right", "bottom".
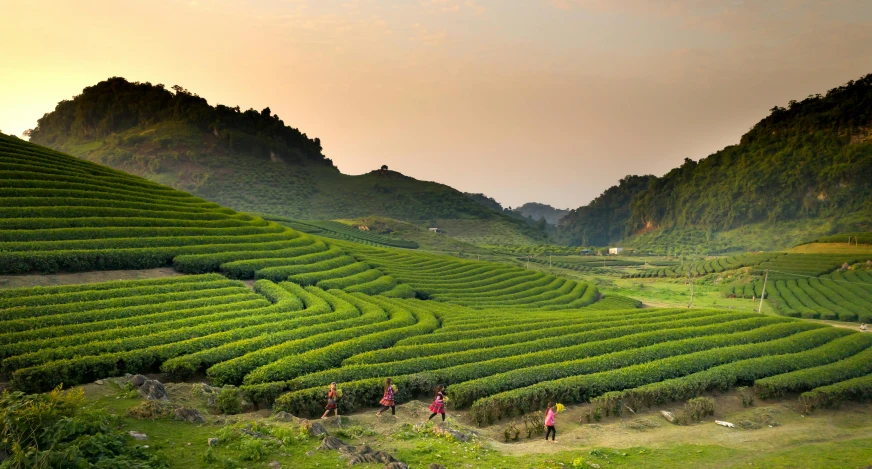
{"left": 758, "top": 269, "right": 769, "bottom": 313}
{"left": 549, "top": 252, "right": 552, "bottom": 268}
{"left": 526, "top": 255, "right": 529, "bottom": 270}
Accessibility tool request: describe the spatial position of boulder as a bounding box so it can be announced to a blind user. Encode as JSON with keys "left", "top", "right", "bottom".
{"left": 373, "top": 451, "right": 397, "bottom": 463}
{"left": 318, "top": 436, "right": 349, "bottom": 451}
{"left": 660, "top": 410, "right": 678, "bottom": 424}
{"left": 138, "top": 379, "right": 169, "bottom": 401}
{"left": 273, "top": 411, "right": 295, "bottom": 421}
{"left": 208, "top": 438, "right": 220, "bottom": 447}
{"left": 130, "top": 374, "right": 147, "bottom": 387}
{"left": 428, "top": 465, "right": 446, "bottom": 469}
{"left": 384, "top": 463, "right": 409, "bottom": 469}
{"left": 173, "top": 407, "right": 205, "bottom": 423}
{"left": 267, "top": 461, "right": 282, "bottom": 469}
{"left": 308, "top": 421, "right": 328, "bottom": 437}
{"left": 128, "top": 431, "right": 148, "bottom": 440}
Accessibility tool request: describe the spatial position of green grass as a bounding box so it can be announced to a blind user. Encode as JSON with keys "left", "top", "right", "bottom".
{"left": 76, "top": 381, "right": 872, "bottom": 469}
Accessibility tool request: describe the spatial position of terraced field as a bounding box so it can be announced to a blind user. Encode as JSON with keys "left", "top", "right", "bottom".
{"left": 0, "top": 134, "right": 407, "bottom": 296}
{"left": 349, "top": 246, "right": 603, "bottom": 308}
{"left": 628, "top": 252, "right": 781, "bottom": 278}
{"left": 764, "top": 269, "right": 872, "bottom": 322}
{"left": 3, "top": 134, "right": 872, "bottom": 436}
{"left": 260, "top": 303, "right": 872, "bottom": 424}
{"left": 264, "top": 216, "right": 419, "bottom": 249}
{"left": 3, "top": 274, "right": 869, "bottom": 428}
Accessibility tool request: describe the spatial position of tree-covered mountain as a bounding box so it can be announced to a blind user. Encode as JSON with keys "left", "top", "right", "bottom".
{"left": 557, "top": 175, "right": 656, "bottom": 246}
{"left": 559, "top": 73, "right": 872, "bottom": 250}
{"left": 27, "top": 77, "right": 544, "bottom": 244}
{"left": 514, "top": 202, "right": 570, "bottom": 226}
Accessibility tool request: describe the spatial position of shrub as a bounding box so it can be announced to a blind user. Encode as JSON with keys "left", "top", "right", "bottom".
{"left": 218, "top": 386, "right": 242, "bottom": 414}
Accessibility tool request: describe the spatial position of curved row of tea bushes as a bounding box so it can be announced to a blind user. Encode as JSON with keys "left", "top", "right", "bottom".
{"left": 766, "top": 270, "right": 872, "bottom": 323}
{"left": 627, "top": 252, "right": 780, "bottom": 279}
{"left": 0, "top": 135, "right": 402, "bottom": 295}
{"left": 470, "top": 327, "right": 863, "bottom": 424}
{"left": 349, "top": 246, "right": 600, "bottom": 308}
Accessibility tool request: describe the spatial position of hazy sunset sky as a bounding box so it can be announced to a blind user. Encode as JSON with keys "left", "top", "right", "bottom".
{"left": 3, "top": 0, "right": 872, "bottom": 209}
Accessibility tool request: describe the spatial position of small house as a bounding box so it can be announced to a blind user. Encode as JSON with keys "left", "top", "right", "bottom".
{"left": 608, "top": 247, "right": 624, "bottom": 255}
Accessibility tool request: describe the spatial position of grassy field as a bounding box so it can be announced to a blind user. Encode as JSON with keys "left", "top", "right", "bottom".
{"left": 67, "top": 380, "right": 872, "bottom": 469}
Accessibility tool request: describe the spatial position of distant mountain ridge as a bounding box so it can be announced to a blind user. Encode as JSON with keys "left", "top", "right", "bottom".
{"left": 464, "top": 193, "right": 568, "bottom": 226}
{"left": 514, "top": 202, "right": 569, "bottom": 226}
{"left": 558, "top": 73, "right": 872, "bottom": 250}
{"left": 27, "top": 77, "right": 546, "bottom": 246}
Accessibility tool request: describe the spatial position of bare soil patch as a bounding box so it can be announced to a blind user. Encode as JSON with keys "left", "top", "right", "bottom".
{"left": 0, "top": 267, "right": 183, "bottom": 290}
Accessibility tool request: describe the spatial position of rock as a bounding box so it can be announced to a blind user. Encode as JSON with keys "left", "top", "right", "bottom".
{"left": 428, "top": 465, "right": 447, "bottom": 469}
{"left": 715, "top": 420, "right": 736, "bottom": 428}
{"left": 308, "top": 421, "right": 328, "bottom": 437}
{"left": 138, "top": 379, "right": 169, "bottom": 401}
{"left": 273, "top": 411, "right": 295, "bottom": 421}
{"left": 95, "top": 379, "right": 105, "bottom": 385}
{"left": 128, "top": 431, "right": 148, "bottom": 440}
{"left": 373, "top": 451, "right": 397, "bottom": 463}
{"left": 242, "top": 426, "right": 284, "bottom": 444}
{"left": 384, "top": 463, "right": 409, "bottom": 469}
{"left": 318, "top": 436, "right": 350, "bottom": 451}
{"left": 130, "top": 374, "right": 147, "bottom": 387}
{"left": 267, "top": 461, "right": 282, "bottom": 469}
{"left": 174, "top": 407, "right": 205, "bottom": 423}
{"left": 660, "top": 410, "right": 678, "bottom": 424}
{"left": 586, "top": 463, "right": 601, "bottom": 469}
{"left": 349, "top": 454, "right": 379, "bottom": 464}
{"left": 208, "top": 438, "right": 219, "bottom": 447}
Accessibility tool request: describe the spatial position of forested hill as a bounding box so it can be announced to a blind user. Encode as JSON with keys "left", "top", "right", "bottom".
{"left": 515, "top": 202, "right": 570, "bottom": 226}
{"left": 29, "top": 77, "right": 327, "bottom": 166}
{"left": 559, "top": 73, "right": 872, "bottom": 249}
{"left": 26, "top": 78, "right": 530, "bottom": 233}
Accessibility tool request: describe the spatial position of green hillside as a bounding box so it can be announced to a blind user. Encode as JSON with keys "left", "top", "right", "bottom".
{"left": 26, "top": 77, "right": 543, "bottom": 246}
{"left": 5, "top": 131, "right": 872, "bottom": 469}
{"left": 559, "top": 73, "right": 872, "bottom": 251}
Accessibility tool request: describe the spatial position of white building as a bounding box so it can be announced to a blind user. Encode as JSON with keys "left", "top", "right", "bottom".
{"left": 608, "top": 247, "right": 624, "bottom": 255}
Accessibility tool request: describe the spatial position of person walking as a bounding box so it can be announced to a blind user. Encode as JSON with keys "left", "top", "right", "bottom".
{"left": 544, "top": 402, "right": 556, "bottom": 442}
{"left": 428, "top": 385, "right": 446, "bottom": 422}
{"left": 321, "top": 382, "right": 339, "bottom": 421}
{"left": 376, "top": 378, "right": 396, "bottom": 417}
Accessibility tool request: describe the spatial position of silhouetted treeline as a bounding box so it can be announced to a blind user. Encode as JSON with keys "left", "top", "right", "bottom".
{"left": 29, "top": 77, "right": 328, "bottom": 164}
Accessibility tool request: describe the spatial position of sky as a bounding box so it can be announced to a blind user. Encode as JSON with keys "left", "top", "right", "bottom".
{"left": 2, "top": 0, "right": 872, "bottom": 209}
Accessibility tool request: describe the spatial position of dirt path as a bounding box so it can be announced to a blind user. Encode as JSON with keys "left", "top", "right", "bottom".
{"left": 309, "top": 393, "right": 872, "bottom": 458}
{"left": 0, "top": 267, "right": 183, "bottom": 290}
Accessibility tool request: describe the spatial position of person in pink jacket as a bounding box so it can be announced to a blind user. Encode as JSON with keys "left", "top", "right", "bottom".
{"left": 544, "top": 402, "right": 556, "bottom": 442}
